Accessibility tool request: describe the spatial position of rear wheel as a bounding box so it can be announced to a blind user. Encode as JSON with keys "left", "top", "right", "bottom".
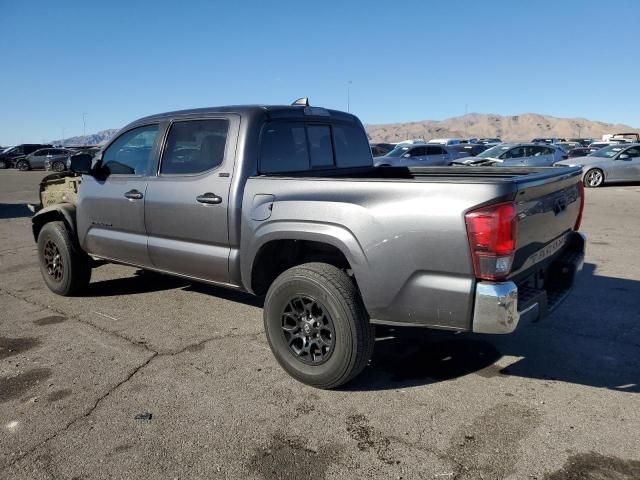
{"left": 52, "top": 161, "right": 66, "bottom": 172}
{"left": 37, "top": 221, "right": 91, "bottom": 296}
{"left": 264, "top": 262, "right": 374, "bottom": 389}
{"left": 16, "top": 160, "right": 30, "bottom": 171}
{"left": 584, "top": 168, "right": 604, "bottom": 188}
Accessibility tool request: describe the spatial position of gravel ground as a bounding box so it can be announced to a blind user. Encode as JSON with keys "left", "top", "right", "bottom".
{"left": 0, "top": 170, "right": 639, "bottom": 480}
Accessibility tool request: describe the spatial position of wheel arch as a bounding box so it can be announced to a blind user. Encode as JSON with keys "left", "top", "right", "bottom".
{"left": 244, "top": 222, "right": 369, "bottom": 297}
{"left": 32, "top": 204, "right": 77, "bottom": 243}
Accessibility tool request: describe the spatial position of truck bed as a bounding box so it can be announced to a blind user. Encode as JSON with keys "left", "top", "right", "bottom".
{"left": 243, "top": 165, "right": 583, "bottom": 330}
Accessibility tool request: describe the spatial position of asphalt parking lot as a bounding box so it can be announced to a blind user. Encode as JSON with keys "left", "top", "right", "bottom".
{"left": 0, "top": 170, "right": 639, "bottom": 480}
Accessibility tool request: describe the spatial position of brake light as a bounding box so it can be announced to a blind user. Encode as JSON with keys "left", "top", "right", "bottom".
{"left": 465, "top": 202, "right": 519, "bottom": 281}
{"left": 574, "top": 182, "right": 585, "bottom": 231}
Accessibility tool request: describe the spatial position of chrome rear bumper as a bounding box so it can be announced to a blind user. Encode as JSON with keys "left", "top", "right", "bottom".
{"left": 472, "top": 232, "right": 586, "bottom": 334}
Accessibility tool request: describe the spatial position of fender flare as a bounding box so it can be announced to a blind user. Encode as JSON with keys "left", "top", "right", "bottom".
{"left": 31, "top": 203, "right": 77, "bottom": 242}
{"left": 242, "top": 220, "right": 369, "bottom": 294}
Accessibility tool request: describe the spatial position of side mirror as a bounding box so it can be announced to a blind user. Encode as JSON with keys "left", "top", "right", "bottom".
{"left": 618, "top": 154, "right": 630, "bottom": 160}
{"left": 70, "top": 153, "right": 93, "bottom": 174}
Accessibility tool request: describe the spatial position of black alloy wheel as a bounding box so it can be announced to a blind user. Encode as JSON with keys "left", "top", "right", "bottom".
{"left": 43, "top": 239, "right": 64, "bottom": 282}
{"left": 281, "top": 295, "right": 335, "bottom": 365}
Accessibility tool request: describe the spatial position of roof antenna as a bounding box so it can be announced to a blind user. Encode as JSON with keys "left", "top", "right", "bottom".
{"left": 291, "top": 97, "right": 310, "bottom": 106}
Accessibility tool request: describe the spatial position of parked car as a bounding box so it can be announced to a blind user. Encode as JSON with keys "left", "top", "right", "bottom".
{"left": 395, "top": 139, "right": 426, "bottom": 146}
{"left": 567, "top": 138, "right": 594, "bottom": 147}
{"left": 17, "top": 148, "right": 74, "bottom": 171}
{"left": 456, "top": 143, "right": 567, "bottom": 167}
{"left": 428, "top": 138, "right": 462, "bottom": 145}
{"left": 588, "top": 141, "right": 626, "bottom": 149}
{"left": 531, "top": 137, "right": 565, "bottom": 144}
{"left": 602, "top": 133, "right": 639, "bottom": 143}
{"left": 567, "top": 147, "right": 598, "bottom": 159}
{"left": 370, "top": 143, "right": 395, "bottom": 157}
{"left": 556, "top": 142, "right": 583, "bottom": 152}
{"left": 375, "top": 143, "right": 458, "bottom": 166}
{"left": 477, "top": 138, "right": 502, "bottom": 145}
{"left": 448, "top": 143, "right": 489, "bottom": 158}
{"left": 555, "top": 143, "right": 640, "bottom": 188}
{"left": 0, "top": 143, "right": 52, "bottom": 169}
{"left": 30, "top": 102, "right": 585, "bottom": 389}
{"left": 45, "top": 147, "right": 101, "bottom": 172}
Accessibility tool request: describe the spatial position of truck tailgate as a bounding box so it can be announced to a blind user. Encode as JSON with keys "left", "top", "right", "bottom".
{"left": 510, "top": 168, "right": 583, "bottom": 278}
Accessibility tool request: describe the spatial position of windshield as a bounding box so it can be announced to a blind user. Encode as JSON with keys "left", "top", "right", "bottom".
{"left": 1, "top": 146, "right": 17, "bottom": 155}
{"left": 589, "top": 145, "right": 624, "bottom": 158}
{"left": 385, "top": 146, "right": 410, "bottom": 157}
{"left": 476, "top": 144, "right": 511, "bottom": 158}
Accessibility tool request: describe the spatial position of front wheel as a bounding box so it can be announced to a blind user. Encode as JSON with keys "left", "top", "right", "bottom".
{"left": 0, "top": 160, "right": 6, "bottom": 169}
{"left": 37, "top": 221, "right": 91, "bottom": 296}
{"left": 16, "top": 160, "right": 30, "bottom": 171}
{"left": 584, "top": 168, "right": 604, "bottom": 188}
{"left": 264, "top": 262, "right": 374, "bottom": 389}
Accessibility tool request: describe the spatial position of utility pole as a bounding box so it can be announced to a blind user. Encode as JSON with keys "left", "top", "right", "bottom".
{"left": 464, "top": 103, "right": 468, "bottom": 138}
{"left": 82, "top": 112, "right": 87, "bottom": 137}
{"left": 347, "top": 80, "right": 352, "bottom": 113}
{"left": 61, "top": 128, "right": 65, "bottom": 147}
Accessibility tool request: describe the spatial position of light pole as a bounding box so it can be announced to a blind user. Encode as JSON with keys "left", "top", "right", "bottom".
{"left": 347, "top": 80, "right": 352, "bottom": 113}
{"left": 82, "top": 112, "right": 87, "bottom": 137}
{"left": 61, "top": 128, "right": 65, "bottom": 147}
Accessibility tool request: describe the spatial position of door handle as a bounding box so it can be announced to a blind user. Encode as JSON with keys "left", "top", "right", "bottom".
{"left": 196, "top": 192, "right": 222, "bottom": 205}
{"left": 124, "top": 189, "right": 143, "bottom": 200}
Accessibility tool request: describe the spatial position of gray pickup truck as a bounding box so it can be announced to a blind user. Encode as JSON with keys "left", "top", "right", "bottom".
{"left": 31, "top": 102, "right": 586, "bottom": 388}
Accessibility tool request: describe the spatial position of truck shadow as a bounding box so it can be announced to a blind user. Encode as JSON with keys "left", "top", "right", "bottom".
{"left": 0, "top": 203, "right": 33, "bottom": 219}
{"left": 348, "top": 263, "right": 640, "bottom": 393}
{"left": 85, "top": 270, "right": 264, "bottom": 308}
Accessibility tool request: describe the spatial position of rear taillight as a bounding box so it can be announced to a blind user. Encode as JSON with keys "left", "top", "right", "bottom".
{"left": 465, "top": 202, "right": 519, "bottom": 281}
{"left": 574, "top": 182, "right": 585, "bottom": 231}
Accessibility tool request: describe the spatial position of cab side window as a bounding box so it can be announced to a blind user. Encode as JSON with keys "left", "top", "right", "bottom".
{"left": 102, "top": 125, "right": 159, "bottom": 175}
{"left": 161, "top": 119, "right": 229, "bottom": 175}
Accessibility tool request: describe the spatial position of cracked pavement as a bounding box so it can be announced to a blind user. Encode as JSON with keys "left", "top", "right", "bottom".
{"left": 0, "top": 171, "right": 639, "bottom": 479}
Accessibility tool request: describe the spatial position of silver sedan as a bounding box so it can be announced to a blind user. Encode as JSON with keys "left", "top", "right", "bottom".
{"left": 374, "top": 144, "right": 459, "bottom": 167}
{"left": 456, "top": 143, "right": 567, "bottom": 167}
{"left": 555, "top": 143, "right": 640, "bottom": 187}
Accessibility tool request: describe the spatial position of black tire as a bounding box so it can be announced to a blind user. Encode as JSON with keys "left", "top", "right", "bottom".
{"left": 0, "top": 160, "right": 6, "bottom": 169}
{"left": 16, "top": 160, "right": 30, "bottom": 171}
{"left": 584, "top": 168, "right": 604, "bottom": 188}
{"left": 37, "top": 221, "right": 91, "bottom": 296}
{"left": 52, "top": 161, "right": 66, "bottom": 172}
{"left": 264, "top": 262, "right": 374, "bottom": 389}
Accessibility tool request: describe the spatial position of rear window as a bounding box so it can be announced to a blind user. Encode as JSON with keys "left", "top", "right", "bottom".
{"left": 259, "top": 121, "right": 371, "bottom": 173}
{"left": 332, "top": 124, "right": 372, "bottom": 168}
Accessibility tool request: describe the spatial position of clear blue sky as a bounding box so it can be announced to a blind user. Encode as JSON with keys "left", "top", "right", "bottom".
{"left": 1, "top": 0, "right": 638, "bottom": 145}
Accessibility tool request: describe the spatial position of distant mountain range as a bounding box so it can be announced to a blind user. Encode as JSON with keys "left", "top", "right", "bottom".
{"left": 366, "top": 113, "right": 640, "bottom": 143}
{"left": 49, "top": 113, "right": 640, "bottom": 146}
{"left": 51, "top": 129, "right": 119, "bottom": 146}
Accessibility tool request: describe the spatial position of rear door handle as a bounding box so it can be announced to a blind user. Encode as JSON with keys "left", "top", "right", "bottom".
{"left": 124, "top": 189, "right": 143, "bottom": 200}
{"left": 196, "top": 192, "right": 222, "bottom": 205}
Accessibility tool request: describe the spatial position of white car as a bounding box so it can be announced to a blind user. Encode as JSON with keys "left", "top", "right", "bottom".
{"left": 428, "top": 138, "right": 462, "bottom": 145}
